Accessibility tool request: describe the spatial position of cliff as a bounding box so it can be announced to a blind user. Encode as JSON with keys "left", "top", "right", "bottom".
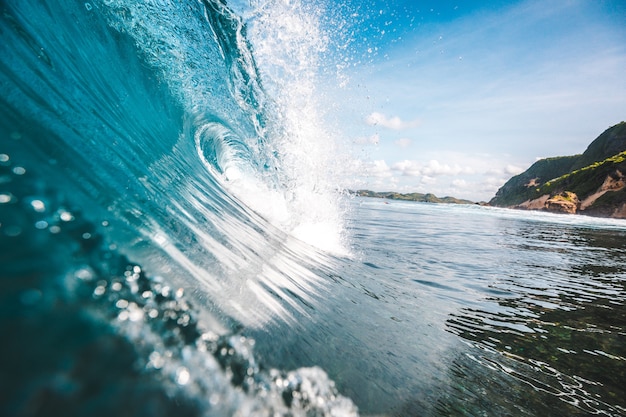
{"left": 490, "top": 122, "right": 626, "bottom": 218}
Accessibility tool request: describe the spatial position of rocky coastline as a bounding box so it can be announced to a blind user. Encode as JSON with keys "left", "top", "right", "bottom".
{"left": 490, "top": 122, "right": 626, "bottom": 219}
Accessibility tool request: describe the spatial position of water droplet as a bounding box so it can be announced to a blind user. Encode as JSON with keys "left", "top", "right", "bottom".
{"left": 201, "top": 331, "right": 218, "bottom": 342}
{"left": 35, "top": 220, "right": 48, "bottom": 229}
{"left": 116, "top": 299, "right": 129, "bottom": 309}
{"left": 12, "top": 166, "right": 25, "bottom": 175}
{"left": 149, "top": 351, "right": 164, "bottom": 369}
{"left": 0, "top": 194, "right": 13, "bottom": 204}
{"left": 177, "top": 314, "right": 190, "bottom": 326}
{"left": 176, "top": 367, "right": 190, "bottom": 385}
{"left": 30, "top": 199, "right": 46, "bottom": 212}
{"left": 75, "top": 268, "right": 94, "bottom": 280}
{"left": 0, "top": 154, "right": 9, "bottom": 163}
{"left": 49, "top": 225, "right": 61, "bottom": 234}
{"left": 59, "top": 210, "right": 74, "bottom": 221}
{"left": 128, "top": 304, "right": 144, "bottom": 322}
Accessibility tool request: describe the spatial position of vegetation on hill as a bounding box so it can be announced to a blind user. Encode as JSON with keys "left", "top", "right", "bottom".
{"left": 490, "top": 122, "right": 626, "bottom": 218}
{"left": 489, "top": 155, "right": 580, "bottom": 207}
{"left": 571, "top": 122, "right": 626, "bottom": 170}
{"left": 353, "top": 190, "right": 474, "bottom": 205}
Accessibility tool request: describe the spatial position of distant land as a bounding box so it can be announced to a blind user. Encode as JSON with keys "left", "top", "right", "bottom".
{"left": 352, "top": 190, "right": 474, "bottom": 205}
{"left": 490, "top": 121, "right": 626, "bottom": 219}
{"left": 353, "top": 121, "right": 626, "bottom": 219}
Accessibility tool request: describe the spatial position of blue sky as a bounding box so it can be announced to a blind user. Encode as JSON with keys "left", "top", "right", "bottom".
{"left": 320, "top": 0, "right": 626, "bottom": 201}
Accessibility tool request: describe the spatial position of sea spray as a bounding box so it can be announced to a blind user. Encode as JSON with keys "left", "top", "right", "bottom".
{"left": 227, "top": 0, "right": 352, "bottom": 254}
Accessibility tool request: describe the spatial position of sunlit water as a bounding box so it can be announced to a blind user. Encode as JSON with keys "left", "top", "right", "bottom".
{"left": 250, "top": 198, "right": 626, "bottom": 416}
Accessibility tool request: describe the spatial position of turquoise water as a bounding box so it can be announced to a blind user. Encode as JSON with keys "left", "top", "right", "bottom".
{"left": 1, "top": 1, "right": 625, "bottom": 416}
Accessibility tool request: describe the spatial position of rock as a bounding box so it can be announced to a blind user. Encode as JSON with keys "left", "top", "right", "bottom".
{"left": 613, "top": 202, "right": 626, "bottom": 219}
{"left": 515, "top": 194, "right": 550, "bottom": 210}
{"left": 545, "top": 191, "right": 579, "bottom": 214}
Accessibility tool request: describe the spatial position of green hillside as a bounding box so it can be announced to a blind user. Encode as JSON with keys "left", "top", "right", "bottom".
{"left": 490, "top": 122, "right": 626, "bottom": 218}
{"left": 489, "top": 155, "right": 580, "bottom": 207}
{"left": 571, "top": 122, "right": 626, "bottom": 170}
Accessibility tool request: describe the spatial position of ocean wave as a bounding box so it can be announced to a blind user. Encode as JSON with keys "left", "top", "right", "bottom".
{"left": 1, "top": 0, "right": 355, "bottom": 415}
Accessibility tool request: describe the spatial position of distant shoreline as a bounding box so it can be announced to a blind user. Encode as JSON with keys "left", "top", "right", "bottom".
{"left": 350, "top": 190, "right": 476, "bottom": 205}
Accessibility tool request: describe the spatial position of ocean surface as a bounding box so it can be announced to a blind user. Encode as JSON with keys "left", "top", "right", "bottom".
{"left": 1, "top": 1, "right": 626, "bottom": 416}
{"left": 334, "top": 199, "right": 626, "bottom": 416}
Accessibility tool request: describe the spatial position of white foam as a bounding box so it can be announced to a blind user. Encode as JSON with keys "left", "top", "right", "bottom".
{"left": 234, "top": 0, "right": 351, "bottom": 255}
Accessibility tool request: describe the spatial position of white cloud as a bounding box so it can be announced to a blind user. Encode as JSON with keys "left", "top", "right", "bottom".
{"left": 349, "top": 157, "right": 513, "bottom": 201}
{"left": 420, "top": 175, "right": 436, "bottom": 185}
{"left": 365, "top": 112, "right": 420, "bottom": 130}
{"left": 342, "top": 159, "right": 396, "bottom": 190}
{"left": 391, "top": 160, "right": 421, "bottom": 176}
{"left": 367, "top": 159, "right": 393, "bottom": 178}
{"left": 484, "top": 163, "right": 527, "bottom": 177}
{"left": 394, "top": 138, "right": 412, "bottom": 148}
{"left": 504, "top": 164, "right": 525, "bottom": 175}
{"left": 354, "top": 133, "right": 380, "bottom": 145}
{"left": 421, "top": 160, "right": 474, "bottom": 176}
{"left": 482, "top": 176, "right": 509, "bottom": 193}
{"left": 390, "top": 159, "right": 476, "bottom": 178}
